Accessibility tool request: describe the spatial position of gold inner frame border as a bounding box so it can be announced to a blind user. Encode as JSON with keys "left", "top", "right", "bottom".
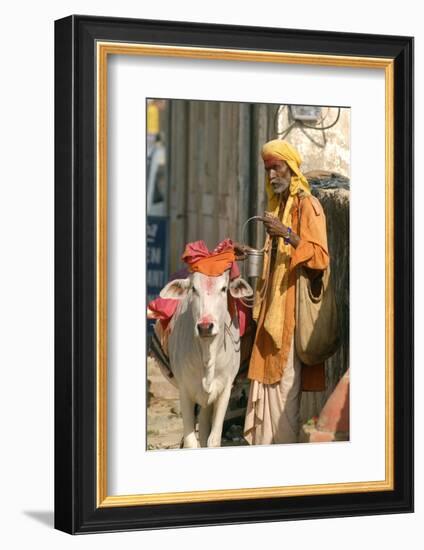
{"left": 96, "top": 41, "right": 394, "bottom": 508}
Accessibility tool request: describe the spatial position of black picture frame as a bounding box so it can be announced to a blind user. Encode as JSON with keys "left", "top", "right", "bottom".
{"left": 55, "top": 14, "right": 414, "bottom": 534}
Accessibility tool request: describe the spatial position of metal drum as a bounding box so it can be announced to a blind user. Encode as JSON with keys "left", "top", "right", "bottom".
{"left": 241, "top": 216, "right": 266, "bottom": 278}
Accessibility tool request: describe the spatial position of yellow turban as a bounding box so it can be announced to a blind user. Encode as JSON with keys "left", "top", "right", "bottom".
{"left": 261, "top": 139, "right": 311, "bottom": 211}
{"left": 253, "top": 140, "right": 311, "bottom": 349}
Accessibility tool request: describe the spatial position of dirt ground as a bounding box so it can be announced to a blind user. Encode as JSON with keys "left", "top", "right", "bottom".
{"left": 147, "top": 396, "right": 184, "bottom": 450}
{"left": 146, "top": 357, "right": 347, "bottom": 449}
{"left": 147, "top": 357, "right": 249, "bottom": 450}
{"left": 147, "top": 396, "right": 249, "bottom": 450}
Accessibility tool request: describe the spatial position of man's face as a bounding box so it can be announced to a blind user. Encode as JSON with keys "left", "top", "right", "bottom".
{"left": 264, "top": 158, "right": 291, "bottom": 195}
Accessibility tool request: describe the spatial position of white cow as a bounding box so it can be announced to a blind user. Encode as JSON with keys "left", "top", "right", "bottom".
{"left": 159, "top": 270, "right": 253, "bottom": 448}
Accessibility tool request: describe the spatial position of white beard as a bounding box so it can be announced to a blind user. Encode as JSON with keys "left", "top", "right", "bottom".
{"left": 271, "top": 178, "right": 290, "bottom": 194}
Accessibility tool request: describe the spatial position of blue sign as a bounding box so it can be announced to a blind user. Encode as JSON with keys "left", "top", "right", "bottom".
{"left": 147, "top": 216, "right": 169, "bottom": 332}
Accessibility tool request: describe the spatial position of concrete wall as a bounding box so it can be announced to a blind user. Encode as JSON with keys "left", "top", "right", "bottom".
{"left": 277, "top": 106, "right": 350, "bottom": 177}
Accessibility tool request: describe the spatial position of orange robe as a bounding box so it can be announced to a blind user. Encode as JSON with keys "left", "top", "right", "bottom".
{"left": 247, "top": 194, "right": 330, "bottom": 391}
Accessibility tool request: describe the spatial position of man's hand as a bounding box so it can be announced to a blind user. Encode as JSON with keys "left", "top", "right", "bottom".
{"left": 257, "top": 213, "right": 300, "bottom": 248}
{"left": 257, "top": 213, "right": 288, "bottom": 239}
{"left": 233, "top": 241, "right": 253, "bottom": 260}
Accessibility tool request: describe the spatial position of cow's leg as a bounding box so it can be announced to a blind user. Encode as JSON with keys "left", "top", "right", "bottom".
{"left": 180, "top": 390, "right": 198, "bottom": 448}
{"left": 198, "top": 405, "right": 213, "bottom": 447}
{"left": 207, "top": 385, "right": 231, "bottom": 448}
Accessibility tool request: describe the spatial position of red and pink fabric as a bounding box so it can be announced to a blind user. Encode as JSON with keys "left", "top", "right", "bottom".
{"left": 147, "top": 239, "right": 250, "bottom": 335}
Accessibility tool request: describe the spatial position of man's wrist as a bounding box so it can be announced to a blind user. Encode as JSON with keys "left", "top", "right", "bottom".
{"left": 281, "top": 228, "right": 300, "bottom": 248}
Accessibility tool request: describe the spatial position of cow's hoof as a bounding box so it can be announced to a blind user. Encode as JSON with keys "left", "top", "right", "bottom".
{"left": 207, "top": 434, "right": 221, "bottom": 448}
{"left": 183, "top": 435, "right": 199, "bottom": 448}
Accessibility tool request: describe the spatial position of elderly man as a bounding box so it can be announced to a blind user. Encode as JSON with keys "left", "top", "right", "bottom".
{"left": 236, "top": 139, "right": 329, "bottom": 445}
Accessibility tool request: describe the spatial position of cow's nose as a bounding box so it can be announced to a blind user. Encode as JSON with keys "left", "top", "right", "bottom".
{"left": 197, "top": 322, "right": 214, "bottom": 337}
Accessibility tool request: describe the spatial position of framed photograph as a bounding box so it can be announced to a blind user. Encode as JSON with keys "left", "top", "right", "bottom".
{"left": 54, "top": 15, "right": 413, "bottom": 534}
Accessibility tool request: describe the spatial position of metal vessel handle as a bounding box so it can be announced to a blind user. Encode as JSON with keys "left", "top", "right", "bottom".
{"left": 241, "top": 216, "right": 267, "bottom": 252}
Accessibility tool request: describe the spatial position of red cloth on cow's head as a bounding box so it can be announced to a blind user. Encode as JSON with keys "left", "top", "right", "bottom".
{"left": 182, "top": 238, "right": 240, "bottom": 279}
{"left": 148, "top": 239, "right": 247, "bottom": 333}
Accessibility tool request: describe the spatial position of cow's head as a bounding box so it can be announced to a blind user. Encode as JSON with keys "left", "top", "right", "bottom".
{"left": 160, "top": 271, "right": 253, "bottom": 338}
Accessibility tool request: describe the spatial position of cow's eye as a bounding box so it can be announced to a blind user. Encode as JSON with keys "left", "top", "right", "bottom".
{"left": 191, "top": 286, "right": 198, "bottom": 294}
{"left": 221, "top": 286, "right": 227, "bottom": 292}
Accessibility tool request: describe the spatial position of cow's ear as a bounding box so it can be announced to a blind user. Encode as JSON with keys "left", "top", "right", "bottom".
{"left": 229, "top": 277, "right": 253, "bottom": 298}
{"left": 159, "top": 278, "right": 190, "bottom": 299}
